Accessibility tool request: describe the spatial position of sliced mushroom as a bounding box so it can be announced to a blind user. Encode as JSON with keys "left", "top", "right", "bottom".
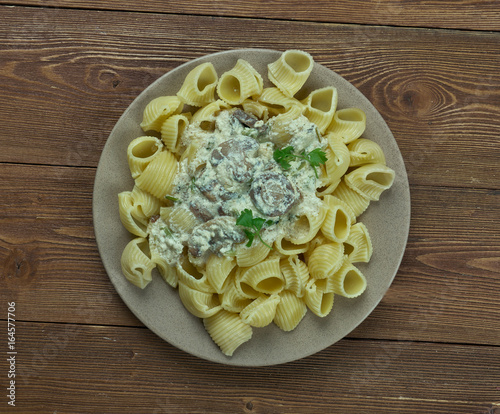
{"left": 188, "top": 216, "right": 245, "bottom": 258}
{"left": 189, "top": 199, "right": 215, "bottom": 222}
{"left": 250, "top": 171, "right": 299, "bottom": 217}
{"left": 193, "top": 165, "right": 235, "bottom": 202}
{"left": 209, "top": 137, "right": 258, "bottom": 183}
{"left": 232, "top": 109, "right": 269, "bottom": 137}
{"left": 233, "top": 109, "right": 259, "bottom": 128}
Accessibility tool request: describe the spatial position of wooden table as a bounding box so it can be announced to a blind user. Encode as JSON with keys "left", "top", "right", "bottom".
{"left": 1, "top": 1, "right": 499, "bottom": 413}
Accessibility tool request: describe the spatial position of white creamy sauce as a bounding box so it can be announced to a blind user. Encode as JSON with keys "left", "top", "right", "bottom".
{"left": 148, "top": 109, "right": 327, "bottom": 266}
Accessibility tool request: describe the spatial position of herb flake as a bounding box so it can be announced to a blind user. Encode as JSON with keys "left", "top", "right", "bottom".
{"left": 236, "top": 209, "right": 273, "bottom": 249}
{"left": 273, "top": 146, "right": 327, "bottom": 178}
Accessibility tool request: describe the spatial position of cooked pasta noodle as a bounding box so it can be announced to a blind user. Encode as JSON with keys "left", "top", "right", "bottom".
{"left": 140, "top": 96, "right": 183, "bottom": 132}
{"left": 348, "top": 138, "right": 386, "bottom": 167}
{"left": 127, "top": 136, "right": 164, "bottom": 179}
{"left": 118, "top": 50, "right": 395, "bottom": 356}
{"left": 217, "top": 59, "right": 263, "bottom": 105}
{"left": 274, "top": 290, "right": 307, "bottom": 331}
{"left": 267, "top": 49, "right": 314, "bottom": 97}
{"left": 301, "top": 86, "right": 338, "bottom": 134}
{"left": 344, "top": 163, "right": 395, "bottom": 201}
{"left": 203, "top": 310, "right": 253, "bottom": 356}
{"left": 121, "top": 237, "right": 155, "bottom": 289}
{"left": 177, "top": 62, "right": 218, "bottom": 107}
{"left": 326, "top": 107, "right": 367, "bottom": 144}
{"left": 239, "top": 294, "right": 280, "bottom": 327}
{"left": 327, "top": 258, "right": 367, "bottom": 298}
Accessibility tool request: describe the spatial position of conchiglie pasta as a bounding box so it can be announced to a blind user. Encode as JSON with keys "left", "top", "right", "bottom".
{"left": 332, "top": 179, "right": 371, "bottom": 218}
{"left": 344, "top": 222, "right": 373, "bottom": 263}
{"left": 344, "top": 163, "right": 395, "bottom": 201}
{"left": 191, "top": 99, "right": 231, "bottom": 131}
{"left": 135, "top": 150, "right": 178, "bottom": 199}
{"left": 301, "top": 86, "right": 338, "bottom": 134}
{"left": 348, "top": 138, "right": 386, "bottom": 167}
{"left": 117, "top": 191, "right": 148, "bottom": 237}
{"left": 160, "top": 113, "right": 190, "bottom": 153}
{"left": 140, "top": 96, "right": 183, "bottom": 132}
{"left": 321, "top": 195, "right": 355, "bottom": 243}
{"left": 303, "top": 232, "right": 328, "bottom": 263}
{"left": 241, "top": 99, "right": 270, "bottom": 122}
{"left": 273, "top": 234, "right": 309, "bottom": 256}
{"left": 267, "top": 49, "right": 314, "bottom": 97}
{"left": 217, "top": 59, "right": 263, "bottom": 105}
{"left": 304, "top": 278, "right": 334, "bottom": 317}
{"left": 151, "top": 250, "right": 178, "bottom": 288}
{"left": 327, "top": 258, "right": 367, "bottom": 298}
{"left": 176, "top": 62, "right": 218, "bottom": 106}
{"left": 220, "top": 273, "right": 253, "bottom": 312}
{"left": 117, "top": 50, "right": 396, "bottom": 357}
{"left": 236, "top": 240, "right": 271, "bottom": 268}
{"left": 286, "top": 202, "right": 327, "bottom": 244}
{"left": 324, "top": 134, "right": 350, "bottom": 182}
{"left": 176, "top": 255, "right": 215, "bottom": 293}
{"left": 307, "top": 242, "right": 344, "bottom": 279}
{"left": 205, "top": 255, "right": 236, "bottom": 294}
{"left": 327, "top": 107, "right": 367, "bottom": 144}
{"left": 280, "top": 255, "right": 309, "bottom": 297}
{"left": 120, "top": 237, "right": 155, "bottom": 289}
{"left": 203, "top": 310, "right": 253, "bottom": 357}
{"left": 127, "top": 136, "right": 163, "bottom": 179}
{"left": 165, "top": 205, "right": 200, "bottom": 233}
{"left": 178, "top": 282, "right": 222, "bottom": 318}
{"left": 274, "top": 290, "right": 307, "bottom": 331}
{"left": 258, "top": 87, "right": 301, "bottom": 115}
{"left": 239, "top": 256, "right": 284, "bottom": 295}
{"left": 131, "top": 185, "right": 162, "bottom": 218}
{"left": 240, "top": 294, "right": 280, "bottom": 328}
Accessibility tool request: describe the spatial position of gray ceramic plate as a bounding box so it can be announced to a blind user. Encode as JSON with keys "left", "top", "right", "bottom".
{"left": 93, "top": 49, "right": 410, "bottom": 366}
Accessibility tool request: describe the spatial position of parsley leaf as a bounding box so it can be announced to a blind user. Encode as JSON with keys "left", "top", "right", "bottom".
{"left": 164, "top": 195, "right": 179, "bottom": 202}
{"left": 235, "top": 209, "right": 254, "bottom": 228}
{"left": 307, "top": 148, "right": 328, "bottom": 167}
{"left": 273, "top": 146, "right": 327, "bottom": 178}
{"left": 190, "top": 176, "right": 198, "bottom": 193}
{"left": 161, "top": 226, "right": 173, "bottom": 237}
{"left": 236, "top": 209, "right": 273, "bottom": 249}
{"left": 273, "top": 146, "right": 295, "bottom": 170}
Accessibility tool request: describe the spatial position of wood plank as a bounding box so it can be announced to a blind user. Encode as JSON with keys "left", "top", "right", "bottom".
{"left": 1, "top": 0, "right": 499, "bottom": 31}
{"left": 3, "top": 321, "right": 499, "bottom": 413}
{"left": 0, "top": 7, "right": 499, "bottom": 188}
{"left": 1, "top": 164, "right": 499, "bottom": 345}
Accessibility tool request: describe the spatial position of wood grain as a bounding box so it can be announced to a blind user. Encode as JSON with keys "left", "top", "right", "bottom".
{"left": 0, "top": 6, "right": 499, "bottom": 189}
{"left": 1, "top": 163, "right": 498, "bottom": 345}
{"left": 1, "top": 4, "right": 499, "bottom": 413}
{"left": 2, "top": 321, "right": 498, "bottom": 413}
{"left": 1, "top": 0, "right": 499, "bottom": 31}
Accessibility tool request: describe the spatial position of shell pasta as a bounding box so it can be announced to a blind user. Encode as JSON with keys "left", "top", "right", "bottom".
{"left": 118, "top": 50, "right": 395, "bottom": 356}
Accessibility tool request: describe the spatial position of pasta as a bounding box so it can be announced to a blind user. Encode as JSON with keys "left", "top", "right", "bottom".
{"left": 127, "top": 136, "right": 163, "bottom": 179}
{"left": 267, "top": 49, "right": 314, "bottom": 97}
{"left": 118, "top": 50, "right": 395, "bottom": 356}
{"left": 177, "top": 62, "right": 218, "bottom": 107}
{"left": 217, "top": 59, "right": 263, "bottom": 105}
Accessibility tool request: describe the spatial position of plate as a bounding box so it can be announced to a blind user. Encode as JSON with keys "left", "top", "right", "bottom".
{"left": 93, "top": 49, "right": 410, "bottom": 366}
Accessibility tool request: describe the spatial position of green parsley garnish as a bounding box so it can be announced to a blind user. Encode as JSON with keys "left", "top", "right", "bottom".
{"left": 273, "top": 146, "right": 327, "bottom": 178}
{"left": 161, "top": 226, "right": 173, "bottom": 237}
{"left": 164, "top": 195, "right": 179, "bottom": 202}
{"left": 236, "top": 209, "right": 274, "bottom": 249}
{"left": 190, "top": 176, "right": 198, "bottom": 193}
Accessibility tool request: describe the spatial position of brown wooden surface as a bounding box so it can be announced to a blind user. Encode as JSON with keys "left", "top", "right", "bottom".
{"left": 0, "top": 2, "right": 499, "bottom": 413}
